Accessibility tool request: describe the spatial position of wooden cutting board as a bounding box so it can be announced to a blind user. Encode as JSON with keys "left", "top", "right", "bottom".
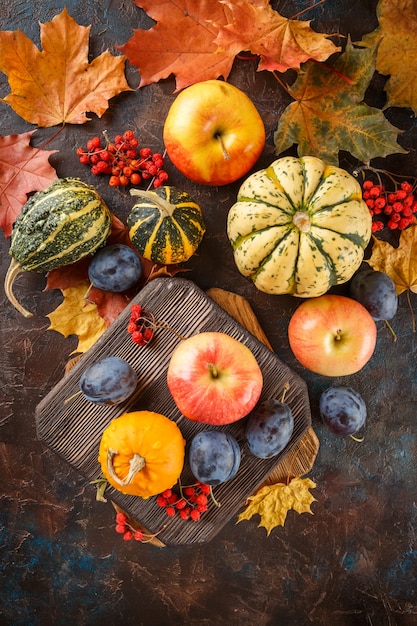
{"left": 113, "top": 287, "right": 319, "bottom": 547}
{"left": 39, "top": 278, "right": 317, "bottom": 546}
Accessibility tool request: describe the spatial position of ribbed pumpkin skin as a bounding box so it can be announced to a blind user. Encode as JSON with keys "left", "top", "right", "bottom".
{"left": 10, "top": 178, "right": 112, "bottom": 272}
{"left": 127, "top": 186, "right": 206, "bottom": 264}
{"left": 227, "top": 156, "right": 372, "bottom": 298}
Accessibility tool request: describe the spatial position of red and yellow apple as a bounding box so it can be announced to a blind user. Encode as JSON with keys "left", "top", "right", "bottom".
{"left": 288, "top": 295, "right": 377, "bottom": 377}
{"left": 163, "top": 80, "right": 265, "bottom": 186}
{"left": 167, "top": 331, "right": 263, "bottom": 425}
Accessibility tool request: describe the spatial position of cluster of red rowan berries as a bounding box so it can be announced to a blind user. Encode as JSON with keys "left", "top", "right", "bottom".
{"left": 127, "top": 303, "right": 155, "bottom": 346}
{"left": 362, "top": 179, "right": 417, "bottom": 232}
{"left": 76, "top": 129, "right": 168, "bottom": 189}
{"left": 114, "top": 511, "right": 165, "bottom": 542}
{"left": 156, "top": 482, "right": 214, "bottom": 522}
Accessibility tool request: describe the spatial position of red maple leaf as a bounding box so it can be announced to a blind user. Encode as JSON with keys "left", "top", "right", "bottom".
{"left": 0, "top": 131, "right": 58, "bottom": 238}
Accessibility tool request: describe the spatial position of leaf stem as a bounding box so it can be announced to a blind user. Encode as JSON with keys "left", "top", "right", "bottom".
{"left": 291, "top": 0, "right": 327, "bottom": 19}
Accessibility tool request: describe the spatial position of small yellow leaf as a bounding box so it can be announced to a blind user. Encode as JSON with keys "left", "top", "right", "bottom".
{"left": 368, "top": 226, "right": 417, "bottom": 295}
{"left": 237, "top": 477, "right": 317, "bottom": 536}
{"left": 47, "top": 282, "right": 106, "bottom": 354}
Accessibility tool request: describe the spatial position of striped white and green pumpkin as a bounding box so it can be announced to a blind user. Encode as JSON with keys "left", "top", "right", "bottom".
{"left": 128, "top": 186, "right": 206, "bottom": 265}
{"left": 227, "top": 156, "right": 372, "bottom": 298}
{"left": 5, "top": 177, "right": 112, "bottom": 317}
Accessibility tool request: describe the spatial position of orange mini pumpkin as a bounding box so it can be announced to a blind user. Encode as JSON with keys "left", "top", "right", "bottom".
{"left": 98, "top": 410, "right": 185, "bottom": 498}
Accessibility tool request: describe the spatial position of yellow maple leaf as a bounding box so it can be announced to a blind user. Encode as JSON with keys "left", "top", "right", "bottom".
{"left": 368, "top": 226, "right": 417, "bottom": 295}
{"left": 237, "top": 477, "right": 317, "bottom": 535}
{"left": 0, "top": 8, "right": 132, "bottom": 127}
{"left": 47, "top": 283, "right": 107, "bottom": 354}
{"left": 361, "top": 0, "right": 417, "bottom": 113}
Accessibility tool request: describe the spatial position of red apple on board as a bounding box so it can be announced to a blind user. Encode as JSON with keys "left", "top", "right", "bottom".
{"left": 167, "top": 331, "right": 263, "bottom": 425}
{"left": 288, "top": 295, "right": 377, "bottom": 377}
{"left": 163, "top": 80, "right": 265, "bottom": 186}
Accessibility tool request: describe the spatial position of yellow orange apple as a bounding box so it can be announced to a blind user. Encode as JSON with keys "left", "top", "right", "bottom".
{"left": 163, "top": 80, "right": 265, "bottom": 186}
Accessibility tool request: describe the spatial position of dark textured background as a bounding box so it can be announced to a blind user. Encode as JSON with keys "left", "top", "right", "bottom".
{"left": 0, "top": 1, "right": 416, "bottom": 624}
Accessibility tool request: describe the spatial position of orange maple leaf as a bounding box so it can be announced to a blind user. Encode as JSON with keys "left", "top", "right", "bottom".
{"left": 0, "top": 8, "right": 132, "bottom": 127}
{"left": 215, "top": 0, "right": 340, "bottom": 73}
{"left": 119, "top": 0, "right": 236, "bottom": 91}
{"left": 0, "top": 131, "right": 58, "bottom": 238}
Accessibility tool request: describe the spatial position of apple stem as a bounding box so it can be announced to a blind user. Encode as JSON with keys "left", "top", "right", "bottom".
{"left": 215, "top": 133, "right": 230, "bottom": 161}
{"left": 208, "top": 363, "right": 219, "bottom": 378}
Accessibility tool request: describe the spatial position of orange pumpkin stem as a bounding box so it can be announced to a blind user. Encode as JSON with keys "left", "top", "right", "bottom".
{"left": 107, "top": 448, "right": 145, "bottom": 486}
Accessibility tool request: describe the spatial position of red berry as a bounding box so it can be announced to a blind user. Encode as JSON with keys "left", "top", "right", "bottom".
{"left": 132, "top": 330, "right": 144, "bottom": 344}
{"left": 134, "top": 530, "right": 144, "bottom": 541}
{"left": 165, "top": 506, "right": 176, "bottom": 517}
{"left": 87, "top": 137, "right": 101, "bottom": 151}
{"left": 109, "top": 175, "right": 120, "bottom": 187}
{"left": 369, "top": 186, "right": 381, "bottom": 198}
{"left": 156, "top": 495, "right": 168, "bottom": 508}
{"left": 157, "top": 170, "right": 169, "bottom": 182}
{"left": 115, "top": 523, "right": 127, "bottom": 534}
{"left": 363, "top": 180, "right": 374, "bottom": 190}
{"left": 179, "top": 509, "right": 190, "bottom": 520}
{"left": 130, "top": 304, "right": 142, "bottom": 317}
{"left": 175, "top": 498, "right": 187, "bottom": 510}
{"left": 190, "top": 509, "right": 201, "bottom": 521}
{"left": 116, "top": 512, "right": 128, "bottom": 524}
{"left": 123, "top": 530, "right": 133, "bottom": 541}
{"left": 401, "top": 181, "right": 413, "bottom": 193}
{"left": 123, "top": 130, "right": 135, "bottom": 141}
{"left": 130, "top": 172, "right": 141, "bottom": 185}
{"left": 371, "top": 221, "right": 384, "bottom": 232}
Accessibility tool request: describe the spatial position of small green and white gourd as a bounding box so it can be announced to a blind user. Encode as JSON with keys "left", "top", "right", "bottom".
{"left": 227, "top": 156, "right": 372, "bottom": 298}
{"left": 5, "top": 177, "right": 112, "bottom": 317}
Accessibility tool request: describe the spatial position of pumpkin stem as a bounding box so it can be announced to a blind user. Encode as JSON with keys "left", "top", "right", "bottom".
{"left": 4, "top": 257, "right": 33, "bottom": 318}
{"left": 292, "top": 211, "right": 311, "bottom": 233}
{"left": 107, "top": 448, "right": 146, "bottom": 486}
{"left": 130, "top": 188, "right": 174, "bottom": 217}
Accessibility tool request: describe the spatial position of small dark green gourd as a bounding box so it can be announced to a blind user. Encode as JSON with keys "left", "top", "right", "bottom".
{"left": 5, "top": 177, "right": 112, "bottom": 317}
{"left": 127, "top": 186, "right": 206, "bottom": 265}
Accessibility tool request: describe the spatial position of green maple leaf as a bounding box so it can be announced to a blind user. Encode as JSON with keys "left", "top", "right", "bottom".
{"left": 274, "top": 39, "right": 406, "bottom": 165}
